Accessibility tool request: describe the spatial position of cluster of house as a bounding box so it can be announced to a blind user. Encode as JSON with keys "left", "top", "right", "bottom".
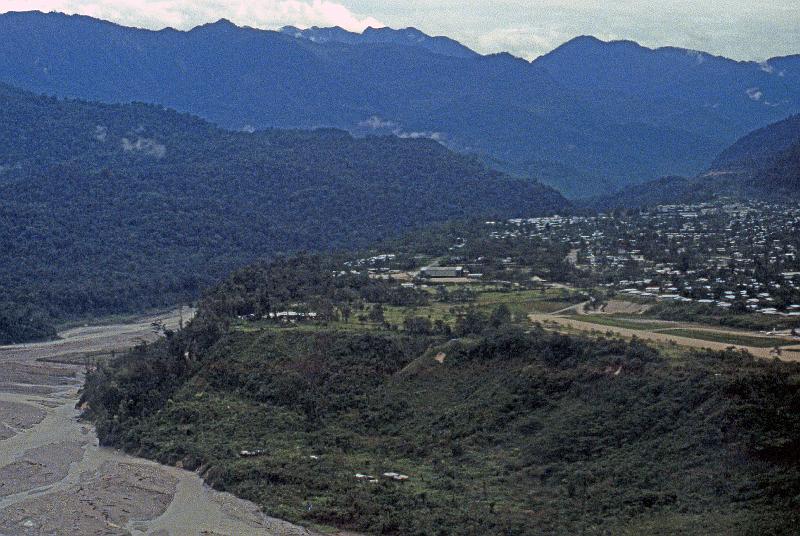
{"left": 266, "top": 311, "right": 318, "bottom": 320}
{"left": 345, "top": 253, "right": 397, "bottom": 270}
{"left": 486, "top": 201, "right": 800, "bottom": 315}
{"left": 238, "top": 311, "right": 319, "bottom": 323}
{"left": 354, "top": 471, "right": 410, "bottom": 483}
{"left": 348, "top": 262, "right": 486, "bottom": 285}
{"left": 616, "top": 283, "right": 800, "bottom": 315}
{"left": 239, "top": 449, "right": 268, "bottom": 457}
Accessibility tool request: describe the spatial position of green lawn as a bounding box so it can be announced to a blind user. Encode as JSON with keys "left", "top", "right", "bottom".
{"left": 478, "top": 289, "right": 583, "bottom": 315}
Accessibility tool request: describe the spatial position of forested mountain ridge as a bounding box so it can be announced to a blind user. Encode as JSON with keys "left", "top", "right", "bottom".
{"left": 2, "top": 11, "right": 799, "bottom": 197}
{"left": 0, "top": 83, "right": 566, "bottom": 343}
{"left": 537, "top": 36, "right": 800, "bottom": 128}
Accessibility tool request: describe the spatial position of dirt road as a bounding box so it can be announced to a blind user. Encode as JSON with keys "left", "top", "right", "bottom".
{"left": 0, "top": 308, "right": 322, "bottom": 536}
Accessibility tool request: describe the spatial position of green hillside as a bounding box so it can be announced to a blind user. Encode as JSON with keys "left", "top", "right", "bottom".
{"left": 80, "top": 256, "right": 800, "bottom": 535}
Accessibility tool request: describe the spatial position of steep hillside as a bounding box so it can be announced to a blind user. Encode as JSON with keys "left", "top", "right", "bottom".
{"left": 752, "top": 142, "right": 800, "bottom": 193}
{"left": 0, "top": 83, "right": 566, "bottom": 342}
{"left": 2, "top": 11, "right": 799, "bottom": 196}
{"left": 592, "top": 114, "right": 800, "bottom": 209}
{"left": 711, "top": 114, "right": 800, "bottom": 171}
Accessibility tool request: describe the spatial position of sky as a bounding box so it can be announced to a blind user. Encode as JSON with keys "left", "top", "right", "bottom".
{"left": 1, "top": 0, "right": 798, "bottom": 61}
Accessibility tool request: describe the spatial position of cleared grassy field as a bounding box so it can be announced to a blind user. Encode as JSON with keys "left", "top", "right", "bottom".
{"left": 233, "top": 288, "right": 583, "bottom": 333}
{"left": 478, "top": 289, "right": 583, "bottom": 315}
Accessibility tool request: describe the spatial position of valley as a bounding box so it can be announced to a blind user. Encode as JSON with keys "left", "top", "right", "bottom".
{"left": 0, "top": 6, "right": 798, "bottom": 535}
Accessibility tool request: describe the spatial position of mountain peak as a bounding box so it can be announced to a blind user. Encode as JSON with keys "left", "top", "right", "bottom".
{"left": 193, "top": 18, "right": 239, "bottom": 31}
{"left": 548, "top": 35, "right": 646, "bottom": 55}
{"left": 542, "top": 35, "right": 739, "bottom": 66}
{"left": 564, "top": 35, "right": 604, "bottom": 46}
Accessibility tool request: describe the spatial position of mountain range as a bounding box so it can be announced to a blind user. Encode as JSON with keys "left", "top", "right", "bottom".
{"left": 1, "top": 11, "right": 798, "bottom": 198}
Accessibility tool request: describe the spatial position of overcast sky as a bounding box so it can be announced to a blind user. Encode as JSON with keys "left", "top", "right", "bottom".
{"left": 2, "top": 0, "right": 798, "bottom": 60}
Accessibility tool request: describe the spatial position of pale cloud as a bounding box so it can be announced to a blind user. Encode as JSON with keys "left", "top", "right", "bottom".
{"left": 94, "top": 125, "right": 108, "bottom": 142}
{"left": 0, "top": 0, "right": 384, "bottom": 32}
{"left": 122, "top": 136, "right": 166, "bottom": 158}
{"left": 397, "top": 131, "right": 444, "bottom": 142}
{"left": 758, "top": 62, "right": 780, "bottom": 75}
{"left": 685, "top": 50, "right": 706, "bottom": 65}
{"left": 358, "top": 116, "right": 397, "bottom": 129}
{"left": 356, "top": 116, "right": 444, "bottom": 143}
{"left": 746, "top": 87, "right": 763, "bottom": 102}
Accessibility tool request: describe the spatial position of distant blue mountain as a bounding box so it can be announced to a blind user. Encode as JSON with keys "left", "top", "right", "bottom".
{"left": 536, "top": 36, "right": 800, "bottom": 134}
{"left": 0, "top": 11, "right": 798, "bottom": 197}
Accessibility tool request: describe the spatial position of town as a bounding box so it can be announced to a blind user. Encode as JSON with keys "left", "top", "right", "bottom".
{"left": 344, "top": 200, "right": 800, "bottom": 317}
{"left": 489, "top": 200, "right": 800, "bottom": 315}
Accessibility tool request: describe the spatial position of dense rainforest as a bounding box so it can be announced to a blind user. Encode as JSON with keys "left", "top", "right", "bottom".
{"left": 0, "top": 83, "right": 566, "bottom": 343}
{"left": 80, "top": 254, "right": 800, "bottom": 535}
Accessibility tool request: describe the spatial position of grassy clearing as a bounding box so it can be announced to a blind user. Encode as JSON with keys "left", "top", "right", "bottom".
{"left": 477, "top": 289, "right": 583, "bottom": 316}
{"left": 383, "top": 303, "right": 452, "bottom": 325}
